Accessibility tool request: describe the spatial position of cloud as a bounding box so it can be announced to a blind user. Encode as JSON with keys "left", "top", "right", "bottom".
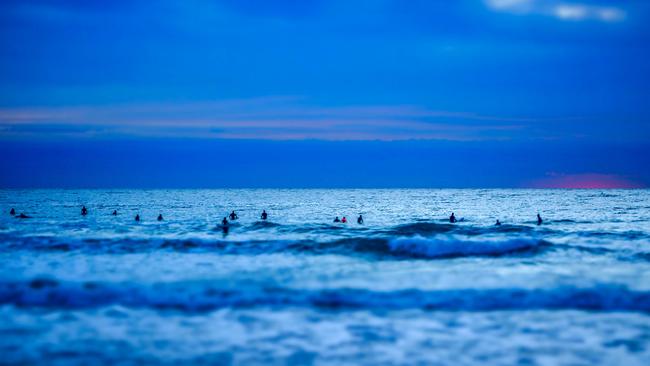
{"left": 485, "top": 0, "right": 626, "bottom": 22}
{"left": 485, "top": 0, "right": 533, "bottom": 11}
{"left": 553, "top": 4, "right": 625, "bottom": 22}
{"left": 0, "top": 97, "right": 532, "bottom": 141}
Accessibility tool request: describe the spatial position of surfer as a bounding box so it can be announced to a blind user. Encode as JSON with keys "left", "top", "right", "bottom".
{"left": 449, "top": 212, "right": 457, "bottom": 223}
{"left": 333, "top": 216, "right": 341, "bottom": 223}
{"left": 17, "top": 213, "right": 31, "bottom": 219}
{"left": 261, "top": 210, "right": 268, "bottom": 220}
{"left": 229, "top": 211, "right": 238, "bottom": 220}
{"left": 537, "top": 214, "right": 543, "bottom": 226}
{"left": 222, "top": 217, "right": 229, "bottom": 226}
{"left": 112, "top": 210, "right": 117, "bottom": 216}
{"left": 495, "top": 219, "right": 501, "bottom": 226}
{"left": 10, "top": 208, "right": 15, "bottom": 216}
{"left": 357, "top": 215, "right": 364, "bottom": 224}
{"left": 342, "top": 217, "right": 347, "bottom": 223}
{"left": 81, "top": 206, "right": 88, "bottom": 216}
{"left": 157, "top": 213, "right": 163, "bottom": 221}
{"left": 135, "top": 214, "right": 140, "bottom": 222}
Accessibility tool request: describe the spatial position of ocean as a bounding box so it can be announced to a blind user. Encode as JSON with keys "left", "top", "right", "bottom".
{"left": 1, "top": 189, "right": 649, "bottom": 365}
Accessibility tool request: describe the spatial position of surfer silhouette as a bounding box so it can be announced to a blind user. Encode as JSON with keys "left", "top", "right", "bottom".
{"left": 357, "top": 215, "right": 364, "bottom": 224}
{"left": 333, "top": 216, "right": 341, "bottom": 223}
{"left": 229, "top": 211, "right": 238, "bottom": 220}
{"left": 10, "top": 208, "right": 15, "bottom": 216}
{"left": 81, "top": 206, "right": 88, "bottom": 216}
{"left": 135, "top": 214, "right": 140, "bottom": 222}
{"left": 261, "top": 210, "right": 268, "bottom": 220}
{"left": 450, "top": 212, "right": 457, "bottom": 223}
{"left": 222, "top": 218, "right": 229, "bottom": 235}
{"left": 157, "top": 213, "right": 163, "bottom": 221}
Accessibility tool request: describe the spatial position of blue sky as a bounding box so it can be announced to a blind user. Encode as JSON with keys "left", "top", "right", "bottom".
{"left": 0, "top": 0, "right": 649, "bottom": 187}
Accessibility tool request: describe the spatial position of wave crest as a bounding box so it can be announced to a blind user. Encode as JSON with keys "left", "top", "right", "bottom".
{"left": 388, "top": 237, "right": 548, "bottom": 258}
{"left": 0, "top": 233, "right": 551, "bottom": 259}
{"left": 1, "top": 279, "right": 648, "bottom": 313}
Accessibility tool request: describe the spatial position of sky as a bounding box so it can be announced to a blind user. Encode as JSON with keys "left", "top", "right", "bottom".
{"left": 0, "top": 0, "right": 649, "bottom": 188}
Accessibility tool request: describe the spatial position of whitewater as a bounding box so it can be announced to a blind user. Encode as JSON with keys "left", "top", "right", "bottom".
{"left": 1, "top": 189, "right": 649, "bottom": 365}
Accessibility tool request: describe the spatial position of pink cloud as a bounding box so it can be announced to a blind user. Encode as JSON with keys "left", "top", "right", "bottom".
{"left": 526, "top": 173, "right": 644, "bottom": 189}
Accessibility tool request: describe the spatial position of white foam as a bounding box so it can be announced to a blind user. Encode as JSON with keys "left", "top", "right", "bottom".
{"left": 388, "top": 236, "right": 543, "bottom": 258}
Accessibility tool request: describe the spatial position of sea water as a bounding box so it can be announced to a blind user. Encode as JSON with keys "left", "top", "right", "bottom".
{"left": 1, "top": 189, "right": 649, "bottom": 365}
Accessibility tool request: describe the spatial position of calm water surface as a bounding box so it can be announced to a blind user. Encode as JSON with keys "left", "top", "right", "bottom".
{"left": 1, "top": 189, "right": 649, "bottom": 365}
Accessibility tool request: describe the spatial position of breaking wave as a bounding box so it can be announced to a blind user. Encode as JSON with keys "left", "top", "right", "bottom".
{"left": 387, "top": 237, "right": 547, "bottom": 258}
{"left": 1, "top": 279, "right": 648, "bottom": 313}
{"left": 0, "top": 233, "right": 551, "bottom": 259}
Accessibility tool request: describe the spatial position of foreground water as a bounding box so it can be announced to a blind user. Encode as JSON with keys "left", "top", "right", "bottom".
{"left": 1, "top": 189, "right": 649, "bottom": 365}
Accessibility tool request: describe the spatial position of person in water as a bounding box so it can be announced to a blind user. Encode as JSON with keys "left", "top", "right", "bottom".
{"left": 333, "top": 216, "right": 341, "bottom": 223}
{"left": 112, "top": 210, "right": 117, "bottom": 216}
{"left": 341, "top": 217, "right": 348, "bottom": 223}
{"left": 10, "top": 208, "right": 15, "bottom": 216}
{"left": 229, "top": 211, "right": 238, "bottom": 220}
{"left": 222, "top": 217, "right": 229, "bottom": 226}
{"left": 449, "top": 212, "right": 457, "bottom": 223}
{"left": 261, "top": 210, "right": 268, "bottom": 220}
{"left": 357, "top": 215, "right": 364, "bottom": 224}
{"left": 157, "top": 213, "right": 163, "bottom": 221}
{"left": 495, "top": 219, "right": 501, "bottom": 226}
{"left": 81, "top": 206, "right": 88, "bottom": 216}
{"left": 17, "top": 213, "right": 31, "bottom": 219}
{"left": 135, "top": 214, "right": 140, "bottom": 222}
{"left": 537, "top": 214, "right": 543, "bottom": 225}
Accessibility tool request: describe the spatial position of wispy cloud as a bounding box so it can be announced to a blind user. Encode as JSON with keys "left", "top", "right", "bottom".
{"left": 485, "top": 0, "right": 626, "bottom": 22}
{"left": 486, "top": 0, "right": 534, "bottom": 11}
{"left": 0, "top": 97, "right": 532, "bottom": 141}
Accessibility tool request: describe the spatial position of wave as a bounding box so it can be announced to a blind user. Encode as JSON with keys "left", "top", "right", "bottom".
{"left": 247, "top": 221, "right": 282, "bottom": 230}
{"left": 0, "top": 233, "right": 550, "bottom": 259}
{"left": 387, "top": 222, "right": 457, "bottom": 235}
{"left": 1, "top": 279, "right": 648, "bottom": 313}
{"left": 384, "top": 222, "right": 546, "bottom": 237}
{"left": 576, "top": 231, "right": 648, "bottom": 240}
{"left": 0, "top": 220, "right": 580, "bottom": 246}
{"left": 387, "top": 237, "right": 547, "bottom": 258}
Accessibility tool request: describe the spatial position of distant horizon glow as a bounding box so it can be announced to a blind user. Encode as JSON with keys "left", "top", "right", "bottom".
{"left": 526, "top": 173, "right": 644, "bottom": 189}
{"left": 1, "top": 139, "right": 647, "bottom": 189}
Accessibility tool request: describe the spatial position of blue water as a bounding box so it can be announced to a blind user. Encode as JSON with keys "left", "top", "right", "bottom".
{"left": 1, "top": 189, "right": 650, "bottom": 365}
